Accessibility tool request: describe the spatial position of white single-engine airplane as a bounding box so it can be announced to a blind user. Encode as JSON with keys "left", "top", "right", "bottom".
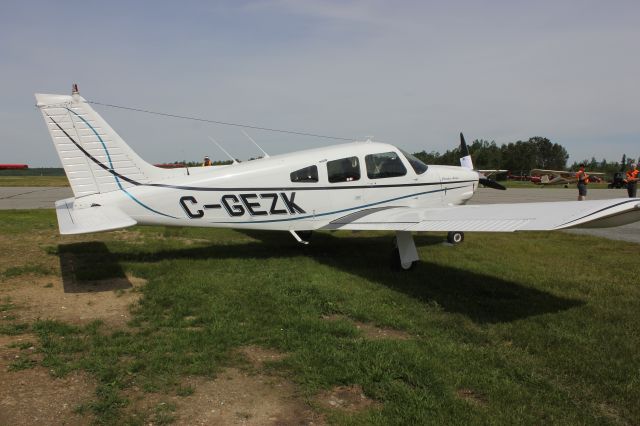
{"left": 36, "top": 88, "right": 640, "bottom": 270}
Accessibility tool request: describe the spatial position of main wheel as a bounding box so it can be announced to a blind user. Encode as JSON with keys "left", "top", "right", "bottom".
{"left": 390, "top": 248, "right": 416, "bottom": 271}
{"left": 447, "top": 231, "right": 464, "bottom": 245}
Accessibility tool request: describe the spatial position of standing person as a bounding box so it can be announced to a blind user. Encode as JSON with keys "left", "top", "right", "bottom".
{"left": 202, "top": 156, "right": 212, "bottom": 167}
{"left": 624, "top": 163, "right": 639, "bottom": 198}
{"left": 575, "top": 164, "right": 589, "bottom": 201}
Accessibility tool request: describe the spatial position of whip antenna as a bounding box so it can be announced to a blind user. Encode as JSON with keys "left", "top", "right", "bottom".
{"left": 241, "top": 129, "right": 270, "bottom": 158}
{"left": 208, "top": 136, "right": 239, "bottom": 165}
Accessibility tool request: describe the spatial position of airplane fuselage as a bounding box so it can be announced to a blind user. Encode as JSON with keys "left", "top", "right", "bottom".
{"left": 75, "top": 142, "right": 479, "bottom": 231}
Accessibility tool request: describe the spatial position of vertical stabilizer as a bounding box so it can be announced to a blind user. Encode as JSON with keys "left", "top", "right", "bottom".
{"left": 35, "top": 88, "right": 181, "bottom": 197}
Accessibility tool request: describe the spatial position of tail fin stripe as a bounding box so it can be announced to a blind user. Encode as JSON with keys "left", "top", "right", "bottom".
{"left": 67, "top": 108, "right": 120, "bottom": 188}
{"left": 46, "top": 114, "right": 141, "bottom": 187}
{"left": 47, "top": 113, "right": 177, "bottom": 219}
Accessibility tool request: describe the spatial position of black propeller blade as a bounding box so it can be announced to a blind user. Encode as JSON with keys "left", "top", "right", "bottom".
{"left": 460, "top": 132, "right": 470, "bottom": 157}
{"left": 479, "top": 177, "right": 507, "bottom": 190}
{"left": 461, "top": 131, "right": 507, "bottom": 190}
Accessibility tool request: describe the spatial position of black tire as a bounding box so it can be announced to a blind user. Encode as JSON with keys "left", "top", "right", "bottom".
{"left": 447, "top": 231, "right": 464, "bottom": 245}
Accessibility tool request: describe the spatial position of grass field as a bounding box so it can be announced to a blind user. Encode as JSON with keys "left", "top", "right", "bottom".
{"left": 1, "top": 210, "right": 639, "bottom": 424}
{"left": 0, "top": 176, "right": 69, "bottom": 187}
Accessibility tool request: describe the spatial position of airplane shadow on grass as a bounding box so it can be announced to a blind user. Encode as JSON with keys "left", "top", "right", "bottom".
{"left": 57, "top": 231, "right": 582, "bottom": 324}
{"left": 57, "top": 242, "right": 132, "bottom": 293}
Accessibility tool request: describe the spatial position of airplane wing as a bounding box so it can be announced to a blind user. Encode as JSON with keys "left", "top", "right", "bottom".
{"left": 530, "top": 169, "right": 572, "bottom": 178}
{"left": 322, "top": 198, "right": 640, "bottom": 232}
{"left": 531, "top": 169, "right": 606, "bottom": 177}
{"left": 477, "top": 169, "right": 508, "bottom": 179}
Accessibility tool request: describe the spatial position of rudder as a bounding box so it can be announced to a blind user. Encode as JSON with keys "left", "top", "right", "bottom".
{"left": 35, "top": 87, "right": 178, "bottom": 197}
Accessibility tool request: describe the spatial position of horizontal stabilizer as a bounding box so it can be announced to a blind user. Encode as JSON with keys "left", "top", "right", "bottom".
{"left": 323, "top": 198, "right": 640, "bottom": 232}
{"left": 55, "top": 198, "right": 137, "bottom": 235}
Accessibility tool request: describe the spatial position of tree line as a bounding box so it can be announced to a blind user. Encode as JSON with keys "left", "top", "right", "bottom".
{"left": 567, "top": 154, "right": 638, "bottom": 174}
{"left": 412, "top": 137, "right": 637, "bottom": 174}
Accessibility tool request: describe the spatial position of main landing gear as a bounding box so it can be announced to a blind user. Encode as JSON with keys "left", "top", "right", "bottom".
{"left": 289, "top": 230, "right": 313, "bottom": 244}
{"left": 447, "top": 231, "right": 464, "bottom": 245}
{"left": 391, "top": 231, "right": 419, "bottom": 271}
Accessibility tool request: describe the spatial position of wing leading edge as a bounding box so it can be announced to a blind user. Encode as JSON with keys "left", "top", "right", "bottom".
{"left": 322, "top": 198, "right": 640, "bottom": 232}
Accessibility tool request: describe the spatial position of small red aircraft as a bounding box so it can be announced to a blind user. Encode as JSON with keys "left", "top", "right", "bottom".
{"left": 507, "top": 172, "right": 541, "bottom": 183}
{"left": 0, "top": 164, "right": 28, "bottom": 170}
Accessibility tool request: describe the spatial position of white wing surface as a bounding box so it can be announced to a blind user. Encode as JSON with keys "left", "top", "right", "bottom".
{"left": 323, "top": 198, "right": 640, "bottom": 232}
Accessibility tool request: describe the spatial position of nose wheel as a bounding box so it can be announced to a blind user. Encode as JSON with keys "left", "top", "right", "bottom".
{"left": 447, "top": 231, "right": 464, "bottom": 245}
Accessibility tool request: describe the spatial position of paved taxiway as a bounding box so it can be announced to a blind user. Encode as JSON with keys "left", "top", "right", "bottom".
{"left": 1, "top": 186, "right": 638, "bottom": 243}
{"left": 0, "top": 187, "right": 72, "bottom": 210}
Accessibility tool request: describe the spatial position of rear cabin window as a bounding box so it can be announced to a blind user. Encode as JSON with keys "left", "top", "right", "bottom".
{"left": 365, "top": 152, "right": 407, "bottom": 179}
{"left": 290, "top": 165, "right": 318, "bottom": 183}
{"left": 327, "top": 156, "right": 361, "bottom": 183}
{"left": 400, "top": 149, "right": 428, "bottom": 175}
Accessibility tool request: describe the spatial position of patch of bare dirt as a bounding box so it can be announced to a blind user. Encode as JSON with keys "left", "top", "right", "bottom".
{"left": 322, "top": 314, "right": 411, "bottom": 340}
{"left": 175, "top": 237, "right": 212, "bottom": 246}
{"left": 0, "top": 231, "right": 142, "bottom": 424}
{"left": 317, "top": 385, "right": 380, "bottom": 412}
{"left": 239, "top": 345, "right": 288, "bottom": 368}
{"left": 112, "top": 229, "right": 144, "bottom": 241}
{"left": 1, "top": 273, "right": 146, "bottom": 327}
{"left": 0, "top": 333, "right": 95, "bottom": 425}
{"left": 456, "top": 388, "right": 487, "bottom": 407}
{"left": 126, "top": 368, "right": 323, "bottom": 425}
{"left": 597, "top": 402, "right": 624, "bottom": 424}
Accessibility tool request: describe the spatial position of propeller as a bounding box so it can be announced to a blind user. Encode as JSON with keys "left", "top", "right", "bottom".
{"left": 479, "top": 176, "right": 507, "bottom": 190}
{"left": 459, "top": 133, "right": 507, "bottom": 190}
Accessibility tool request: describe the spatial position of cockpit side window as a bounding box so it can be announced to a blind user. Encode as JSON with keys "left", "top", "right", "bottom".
{"left": 365, "top": 152, "right": 407, "bottom": 179}
{"left": 400, "top": 149, "right": 428, "bottom": 175}
{"left": 327, "top": 156, "right": 361, "bottom": 183}
{"left": 290, "top": 165, "right": 319, "bottom": 183}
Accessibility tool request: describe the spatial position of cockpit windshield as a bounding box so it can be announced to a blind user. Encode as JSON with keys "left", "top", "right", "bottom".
{"left": 400, "top": 149, "right": 428, "bottom": 175}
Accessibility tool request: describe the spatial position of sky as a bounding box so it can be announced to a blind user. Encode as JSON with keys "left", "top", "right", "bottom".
{"left": 1, "top": 0, "right": 639, "bottom": 166}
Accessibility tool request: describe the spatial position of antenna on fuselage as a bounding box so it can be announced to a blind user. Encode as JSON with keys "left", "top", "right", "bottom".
{"left": 241, "top": 130, "right": 270, "bottom": 158}
{"left": 207, "top": 136, "right": 239, "bottom": 165}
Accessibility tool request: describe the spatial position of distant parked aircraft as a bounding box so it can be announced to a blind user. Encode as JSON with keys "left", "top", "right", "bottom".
{"left": 0, "top": 164, "right": 28, "bottom": 170}
{"left": 530, "top": 169, "right": 605, "bottom": 186}
{"left": 477, "top": 169, "right": 508, "bottom": 179}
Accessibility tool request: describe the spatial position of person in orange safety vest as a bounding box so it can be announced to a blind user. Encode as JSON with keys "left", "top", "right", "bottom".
{"left": 575, "top": 164, "right": 589, "bottom": 201}
{"left": 624, "top": 163, "right": 639, "bottom": 198}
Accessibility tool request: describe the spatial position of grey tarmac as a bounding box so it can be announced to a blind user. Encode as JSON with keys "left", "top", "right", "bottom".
{"left": 0, "top": 187, "right": 73, "bottom": 210}
{"left": 0, "top": 186, "right": 638, "bottom": 244}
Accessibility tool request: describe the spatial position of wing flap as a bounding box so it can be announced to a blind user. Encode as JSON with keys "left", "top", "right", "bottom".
{"left": 55, "top": 198, "right": 137, "bottom": 235}
{"left": 324, "top": 199, "right": 640, "bottom": 232}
